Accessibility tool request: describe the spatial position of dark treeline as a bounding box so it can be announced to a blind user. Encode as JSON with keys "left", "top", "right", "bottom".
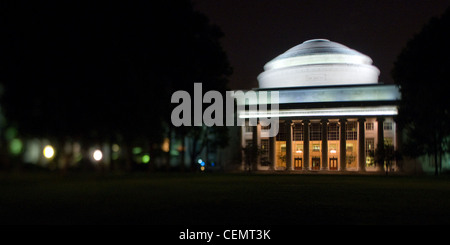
{"left": 392, "top": 7, "right": 450, "bottom": 175}
{"left": 0, "top": 0, "right": 232, "bottom": 171}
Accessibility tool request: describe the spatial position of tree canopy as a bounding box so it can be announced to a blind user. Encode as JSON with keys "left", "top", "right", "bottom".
{"left": 0, "top": 0, "right": 232, "bottom": 169}
{"left": 0, "top": 1, "right": 231, "bottom": 138}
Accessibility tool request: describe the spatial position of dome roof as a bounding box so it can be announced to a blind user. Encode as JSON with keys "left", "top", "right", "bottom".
{"left": 258, "top": 39, "right": 380, "bottom": 88}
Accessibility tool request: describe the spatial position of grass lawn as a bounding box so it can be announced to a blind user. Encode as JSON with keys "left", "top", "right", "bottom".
{"left": 1, "top": 171, "right": 450, "bottom": 225}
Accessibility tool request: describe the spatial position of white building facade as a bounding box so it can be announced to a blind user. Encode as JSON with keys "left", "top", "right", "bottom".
{"left": 239, "top": 39, "right": 401, "bottom": 172}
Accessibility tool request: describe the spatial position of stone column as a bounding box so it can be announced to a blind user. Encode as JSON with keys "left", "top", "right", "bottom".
{"left": 251, "top": 123, "right": 259, "bottom": 171}
{"left": 257, "top": 122, "right": 261, "bottom": 168}
{"left": 269, "top": 135, "right": 276, "bottom": 170}
{"left": 358, "top": 118, "right": 366, "bottom": 172}
{"left": 339, "top": 118, "right": 347, "bottom": 171}
{"left": 321, "top": 119, "right": 328, "bottom": 170}
{"left": 376, "top": 117, "right": 385, "bottom": 172}
{"left": 394, "top": 116, "right": 402, "bottom": 172}
{"left": 285, "top": 120, "right": 293, "bottom": 171}
{"left": 303, "top": 120, "right": 310, "bottom": 170}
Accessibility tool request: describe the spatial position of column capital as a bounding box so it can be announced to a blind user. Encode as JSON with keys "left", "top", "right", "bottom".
{"left": 357, "top": 117, "right": 366, "bottom": 123}
{"left": 284, "top": 120, "right": 293, "bottom": 126}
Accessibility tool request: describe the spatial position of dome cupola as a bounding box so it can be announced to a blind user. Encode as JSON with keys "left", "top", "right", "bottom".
{"left": 258, "top": 39, "right": 380, "bottom": 88}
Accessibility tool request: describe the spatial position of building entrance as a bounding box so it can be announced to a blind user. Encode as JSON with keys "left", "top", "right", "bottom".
{"left": 312, "top": 157, "right": 320, "bottom": 170}
{"left": 294, "top": 158, "right": 302, "bottom": 170}
{"left": 329, "top": 158, "right": 338, "bottom": 170}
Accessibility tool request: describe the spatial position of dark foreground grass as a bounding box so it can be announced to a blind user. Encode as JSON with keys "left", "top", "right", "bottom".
{"left": 1, "top": 171, "right": 450, "bottom": 225}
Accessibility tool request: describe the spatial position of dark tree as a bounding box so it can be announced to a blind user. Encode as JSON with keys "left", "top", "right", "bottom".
{"left": 0, "top": 0, "right": 232, "bottom": 170}
{"left": 391, "top": 7, "right": 450, "bottom": 175}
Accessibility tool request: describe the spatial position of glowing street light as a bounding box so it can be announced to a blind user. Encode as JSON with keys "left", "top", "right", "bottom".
{"left": 93, "top": 149, "right": 103, "bottom": 161}
{"left": 142, "top": 154, "right": 150, "bottom": 164}
{"left": 43, "top": 145, "right": 55, "bottom": 159}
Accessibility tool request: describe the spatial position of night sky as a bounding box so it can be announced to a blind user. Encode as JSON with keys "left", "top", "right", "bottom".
{"left": 193, "top": 0, "right": 450, "bottom": 90}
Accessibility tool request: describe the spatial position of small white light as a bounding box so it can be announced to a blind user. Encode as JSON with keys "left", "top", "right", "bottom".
{"left": 330, "top": 149, "right": 337, "bottom": 154}
{"left": 93, "top": 150, "right": 103, "bottom": 161}
{"left": 43, "top": 145, "right": 55, "bottom": 159}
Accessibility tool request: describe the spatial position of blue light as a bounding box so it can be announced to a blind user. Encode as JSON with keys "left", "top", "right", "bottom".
{"left": 200, "top": 161, "right": 205, "bottom": 167}
{"left": 211, "top": 162, "right": 215, "bottom": 167}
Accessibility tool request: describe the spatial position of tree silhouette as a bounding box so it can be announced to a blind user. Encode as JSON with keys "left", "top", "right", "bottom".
{"left": 0, "top": 0, "right": 232, "bottom": 170}
{"left": 392, "top": 7, "right": 450, "bottom": 175}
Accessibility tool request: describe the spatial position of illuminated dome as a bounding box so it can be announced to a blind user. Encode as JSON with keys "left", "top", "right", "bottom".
{"left": 258, "top": 39, "right": 380, "bottom": 88}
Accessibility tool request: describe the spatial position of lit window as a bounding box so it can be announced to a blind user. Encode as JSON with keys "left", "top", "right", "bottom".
{"left": 261, "top": 139, "right": 269, "bottom": 158}
{"left": 313, "top": 144, "right": 320, "bottom": 151}
{"left": 384, "top": 122, "right": 393, "bottom": 130}
{"left": 276, "top": 123, "right": 287, "bottom": 141}
{"left": 384, "top": 137, "right": 393, "bottom": 146}
{"left": 310, "top": 123, "right": 322, "bottom": 141}
{"left": 346, "top": 144, "right": 354, "bottom": 152}
{"left": 346, "top": 121, "right": 357, "bottom": 140}
{"left": 293, "top": 123, "right": 303, "bottom": 141}
{"left": 365, "top": 138, "right": 375, "bottom": 167}
{"left": 329, "top": 144, "right": 337, "bottom": 154}
{"left": 327, "top": 122, "right": 339, "bottom": 140}
{"left": 366, "top": 138, "right": 374, "bottom": 151}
